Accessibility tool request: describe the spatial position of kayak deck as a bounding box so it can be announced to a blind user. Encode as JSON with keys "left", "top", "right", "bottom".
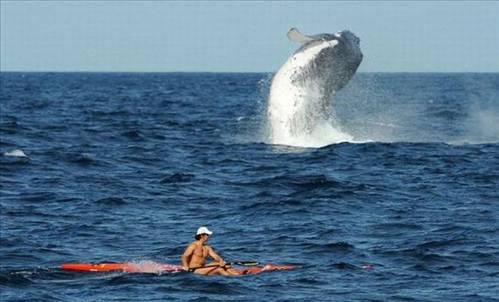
{"left": 61, "top": 261, "right": 295, "bottom": 275}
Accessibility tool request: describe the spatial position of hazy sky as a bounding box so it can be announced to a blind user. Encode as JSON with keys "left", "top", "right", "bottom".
{"left": 1, "top": 1, "right": 498, "bottom": 72}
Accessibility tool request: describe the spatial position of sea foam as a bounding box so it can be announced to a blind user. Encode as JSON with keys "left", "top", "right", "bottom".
{"left": 3, "top": 149, "right": 27, "bottom": 158}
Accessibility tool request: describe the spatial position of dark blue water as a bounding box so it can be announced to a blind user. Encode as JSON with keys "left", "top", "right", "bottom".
{"left": 1, "top": 72, "right": 498, "bottom": 301}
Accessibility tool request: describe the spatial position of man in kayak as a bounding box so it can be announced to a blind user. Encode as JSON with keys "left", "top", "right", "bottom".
{"left": 181, "top": 226, "right": 240, "bottom": 276}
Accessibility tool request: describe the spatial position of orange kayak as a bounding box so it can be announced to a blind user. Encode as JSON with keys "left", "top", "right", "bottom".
{"left": 61, "top": 261, "right": 295, "bottom": 275}
{"left": 61, "top": 261, "right": 184, "bottom": 273}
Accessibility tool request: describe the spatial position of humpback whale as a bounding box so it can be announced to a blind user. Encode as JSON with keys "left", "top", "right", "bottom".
{"left": 267, "top": 28, "right": 363, "bottom": 147}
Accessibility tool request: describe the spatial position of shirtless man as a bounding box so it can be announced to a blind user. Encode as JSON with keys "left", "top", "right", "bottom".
{"left": 181, "top": 227, "right": 240, "bottom": 276}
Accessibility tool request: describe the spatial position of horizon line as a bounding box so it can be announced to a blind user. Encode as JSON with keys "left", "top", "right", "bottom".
{"left": 1, "top": 70, "right": 498, "bottom": 74}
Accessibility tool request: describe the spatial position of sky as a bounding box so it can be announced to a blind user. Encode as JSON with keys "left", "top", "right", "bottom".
{"left": 1, "top": 1, "right": 498, "bottom": 72}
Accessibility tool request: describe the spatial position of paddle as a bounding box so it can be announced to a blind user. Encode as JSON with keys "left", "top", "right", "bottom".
{"left": 231, "top": 261, "right": 260, "bottom": 266}
{"left": 187, "top": 261, "right": 260, "bottom": 271}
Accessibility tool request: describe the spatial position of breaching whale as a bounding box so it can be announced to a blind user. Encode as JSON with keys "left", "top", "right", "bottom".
{"left": 267, "top": 28, "right": 363, "bottom": 147}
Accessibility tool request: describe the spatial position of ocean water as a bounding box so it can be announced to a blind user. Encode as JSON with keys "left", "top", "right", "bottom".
{"left": 1, "top": 72, "right": 498, "bottom": 301}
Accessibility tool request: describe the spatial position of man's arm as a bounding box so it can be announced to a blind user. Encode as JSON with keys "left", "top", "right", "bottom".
{"left": 181, "top": 243, "right": 195, "bottom": 270}
{"left": 207, "top": 246, "right": 225, "bottom": 265}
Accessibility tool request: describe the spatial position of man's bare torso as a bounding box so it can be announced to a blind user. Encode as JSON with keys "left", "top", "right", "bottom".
{"left": 187, "top": 241, "right": 210, "bottom": 268}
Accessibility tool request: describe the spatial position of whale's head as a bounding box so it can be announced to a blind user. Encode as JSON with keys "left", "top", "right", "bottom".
{"left": 288, "top": 28, "right": 363, "bottom": 92}
{"left": 295, "top": 30, "right": 361, "bottom": 53}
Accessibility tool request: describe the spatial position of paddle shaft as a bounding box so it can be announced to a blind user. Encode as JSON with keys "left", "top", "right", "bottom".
{"left": 188, "top": 261, "right": 260, "bottom": 271}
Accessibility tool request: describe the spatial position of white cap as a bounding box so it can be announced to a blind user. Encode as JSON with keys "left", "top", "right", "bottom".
{"left": 196, "top": 226, "right": 213, "bottom": 236}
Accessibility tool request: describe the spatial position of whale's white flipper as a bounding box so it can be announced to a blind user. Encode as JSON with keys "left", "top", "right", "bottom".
{"left": 287, "top": 28, "right": 314, "bottom": 44}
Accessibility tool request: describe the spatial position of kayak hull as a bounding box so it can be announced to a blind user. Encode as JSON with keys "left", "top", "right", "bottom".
{"left": 61, "top": 261, "right": 295, "bottom": 275}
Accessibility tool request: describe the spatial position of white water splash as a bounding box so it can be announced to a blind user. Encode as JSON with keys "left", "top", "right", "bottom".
{"left": 4, "top": 149, "right": 27, "bottom": 157}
